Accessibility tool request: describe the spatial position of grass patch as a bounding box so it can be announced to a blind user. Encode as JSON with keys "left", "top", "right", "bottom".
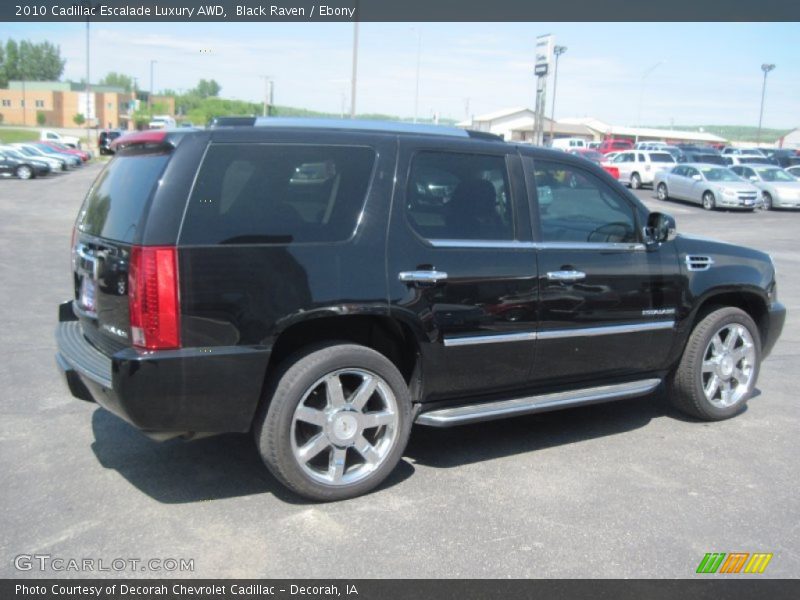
{"left": 0, "top": 127, "right": 39, "bottom": 144}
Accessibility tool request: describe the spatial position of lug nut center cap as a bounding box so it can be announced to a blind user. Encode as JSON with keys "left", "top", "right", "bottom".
{"left": 330, "top": 413, "right": 359, "bottom": 443}
{"left": 719, "top": 356, "right": 734, "bottom": 378}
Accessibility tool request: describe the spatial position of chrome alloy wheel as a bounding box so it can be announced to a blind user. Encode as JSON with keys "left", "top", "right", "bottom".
{"left": 290, "top": 369, "right": 399, "bottom": 486}
{"left": 701, "top": 324, "right": 756, "bottom": 408}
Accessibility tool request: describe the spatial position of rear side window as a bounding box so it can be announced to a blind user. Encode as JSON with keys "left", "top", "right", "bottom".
{"left": 650, "top": 153, "right": 674, "bottom": 163}
{"left": 405, "top": 151, "right": 514, "bottom": 241}
{"left": 181, "top": 144, "right": 375, "bottom": 245}
{"left": 77, "top": 154, "right": 170, "bottom": 243}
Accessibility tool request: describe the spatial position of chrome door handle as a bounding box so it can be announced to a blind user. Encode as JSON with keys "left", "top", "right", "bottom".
{"left": 546, "top": 270, "right": 586, "bottom": 281}
{"left": 398, "top": 270, "right": 448, "bottom": 284}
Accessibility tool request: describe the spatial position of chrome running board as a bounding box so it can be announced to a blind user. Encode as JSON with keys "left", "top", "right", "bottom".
{"left": 415, "top": 378, "right": 661, "bottom": 427}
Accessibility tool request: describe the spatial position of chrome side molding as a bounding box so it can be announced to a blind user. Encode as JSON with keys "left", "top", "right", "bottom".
{"left": 415, "top": 378, "right": 661, "bottom": 427}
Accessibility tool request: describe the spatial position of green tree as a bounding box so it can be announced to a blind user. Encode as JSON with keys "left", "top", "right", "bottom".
{"left": 73, "top": 113, "right": 85, "bottom": 126}
{"left": 36, "top": 111, "right": 46, "bottom": 126}
{"left": 192, "top": 79, "right": 221, "bottom": 98}
{"left": 98, "top": 71, "right": 134, "bottom": 92}
{"left": 0, "top": 39, "right": 65, "bottom": 86}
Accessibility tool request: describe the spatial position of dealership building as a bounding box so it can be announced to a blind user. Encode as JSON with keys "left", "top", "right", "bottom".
{"left": 458, "top": 107, "right": 728, "bottom": 145}
{"left": 0, "top": 80, "right": 175, "bottom": 129}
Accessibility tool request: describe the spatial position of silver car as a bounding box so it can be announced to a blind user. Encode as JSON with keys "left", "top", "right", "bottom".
{"left": 730, "top": 165, "right": 800, "bottom": 210}
{"left": 787, "top": 166, "right": 800, "bottom": 179}
{"left": 654, "top": 163, "right": 761, "bottom": 211}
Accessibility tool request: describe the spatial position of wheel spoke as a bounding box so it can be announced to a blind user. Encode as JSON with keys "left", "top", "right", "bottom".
{"left": 325, "top": 374, "right": 346, "bottom": 409}
{"left": 711, "top": 334, "right": 725, "bottom": 356}
{"left": 702, "top": 359, "right": 717, "bottom": 373}
{"left": 354, "top": 435, "right": 381, "bottom": 466}
{"left": 294, "top": 405, "right": 327, "bottom": 427}
{"left": 723, "top": 326, "right": 739, "bottom": 351}
{"left": 705, "top": 374, "right": 720, "bottom": 400}
{"left": 297, "top": 433, "right": 330, "bottom": 463}
{"left": 720, "top": 380, "right": 733, "bottom": 405}
{"left": 328, "top": 447, "right": 346, "bottom": 482}
{"left": 361, "top": 410, "right": 395, "bottom": 429}
{"left": 349, "top": 375, "right": 378, "bottom": 411}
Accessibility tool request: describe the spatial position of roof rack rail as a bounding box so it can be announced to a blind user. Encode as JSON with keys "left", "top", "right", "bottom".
{"left": 252, "top": 117, "right": 470, "bottom": 138}
{"left": 465, "top": 130, "right": 505, "bottom": 142}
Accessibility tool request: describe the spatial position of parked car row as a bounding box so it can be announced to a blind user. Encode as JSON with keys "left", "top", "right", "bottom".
{"left": 654, "top": 163, "right": 800, "bottom": 211}
{"left": 0, "top": 140, "right": 92, "bottom": 180}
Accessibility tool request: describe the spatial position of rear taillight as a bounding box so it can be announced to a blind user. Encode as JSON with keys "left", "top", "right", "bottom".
{"left": 128, "top": 246, "right": 181, "bottom": 350}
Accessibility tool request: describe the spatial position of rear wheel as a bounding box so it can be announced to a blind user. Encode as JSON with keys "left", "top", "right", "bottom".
{"left": 762, "top": 192, "right": 773, "bottom": 210}
{"left": 702, "top": 191, "right": 716, "bottom": 210}
{"left": 630, "top": 172, "right": 642, "bottom": 190}
{"left": 16, "top": 165, "right": 33, "bottom": 180}
{"left": 668, "top": 307, "right": 761, "bottom": 420}
{"left": 255, "top": 342, "right": 412, "bottom": 501}
{"left": 657, "top": 183, "right": 669, "bottom": 201}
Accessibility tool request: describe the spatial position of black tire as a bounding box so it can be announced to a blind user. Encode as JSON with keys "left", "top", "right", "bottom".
{"left": 657, "top": 183, "right": 669, "bottom": 201}
{"left": 254, "top": 342, "right": 412, "bottom": 501}
{"left": 668, "top": 307, "right": 761, "bottom": 421}
{"left": 762, "top": 192, "right": 773, "bottom": 211}
{"left": 16, "top": 165, "right": 33, "bottom": 180}
{"left": 702, "top": 191, "right": 716, "bottom": 211}
{"left": 630, "top": 172, "right": 642, "bottom": 190}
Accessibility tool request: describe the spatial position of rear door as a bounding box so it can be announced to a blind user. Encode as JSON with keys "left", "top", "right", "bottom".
{"left": 525, "top": 156, "right": 678, "bottom": 385}
{"left": 72, "top": 149, "right": 173, "bottom": 354}
{"left": 387, "top": 138, "right": 538, "bottom": 401}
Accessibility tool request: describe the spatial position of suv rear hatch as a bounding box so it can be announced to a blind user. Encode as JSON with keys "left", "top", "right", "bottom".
{"left": 72, "top": 134, "right": 178, "bottom": 355}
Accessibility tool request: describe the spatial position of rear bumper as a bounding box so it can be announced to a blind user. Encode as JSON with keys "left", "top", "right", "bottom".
{"left": 762, "top": 301, "right": 786, "bottom": 359}
{"left": 55, "top": 301, "right": 271, "bottom": 434}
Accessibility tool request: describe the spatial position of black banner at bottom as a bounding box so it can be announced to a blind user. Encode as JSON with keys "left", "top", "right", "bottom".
{"left": 3, "top": 579, "right": 800, "bottom": 600}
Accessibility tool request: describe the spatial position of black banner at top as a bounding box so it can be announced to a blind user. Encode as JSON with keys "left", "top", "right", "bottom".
{"left": 3, "top": 0, "right": 800, "bottom": 22}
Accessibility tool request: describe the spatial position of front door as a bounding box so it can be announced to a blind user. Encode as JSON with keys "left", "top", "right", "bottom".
{"left": 525, "top": 157, "right": 679, "bottom": 386}
{"left": 387, "top": 140, "right": 538, "bottom": 401}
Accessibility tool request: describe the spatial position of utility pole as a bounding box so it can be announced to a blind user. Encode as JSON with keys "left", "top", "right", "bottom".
{"left": 350, "top": 18, "right": 359, "bottom": 119}
{"left": 548, "top": 45, "right": 567, "bottom": 144}
{"left": 757, "top": 63, "right": 776, "bottom": 145}
{"left": 149, "top": 60, "right": 157, "bottom": 114}
{"left": 635, "top": 60, "right": 665, "bottom": 144}
{"left": 262, "top": 76, "right": 272, "bottom": 116}
{"left": 413, "top": 29, "right": 422, "bottom": 123}
{"left": 86, "top": 18, "right": 91, "bottom": 145}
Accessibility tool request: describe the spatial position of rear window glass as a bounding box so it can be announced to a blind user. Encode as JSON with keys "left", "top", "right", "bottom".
{"left": 180, "top": 144, "right": 375, "bottom": 245}
{"left": 77, "top": 154, "right": 169, "bottom": 242}
{"left": 650, "top": 153, "right": 675, "bottom": 162}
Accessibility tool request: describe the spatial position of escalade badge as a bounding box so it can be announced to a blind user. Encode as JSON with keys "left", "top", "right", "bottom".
{"left": 642, "top": 308, "right": 676, "bottom": 316}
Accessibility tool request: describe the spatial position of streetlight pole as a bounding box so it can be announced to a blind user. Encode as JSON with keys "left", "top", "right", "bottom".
{"left": 149, "top": 60, "right": 157, "bottom": 114}
{"left": 635, "top": 60, "right": 665, "bottom": 145}
{"left": 412, "top": 28, "right": 422, "bottom": 123}
{"left": 85, "top": 18, "right": 91, "bottom": 145}
{"left": 262, "top": 76, "right": 272, "bottom": 116}
{"left": 548, "top": 45, "right": 567, "bottom": 144}
{"left": 757, "top": 63, "right": 776, "bottom": 145}
{"left": 350, "top": 19, "right": 359, "bottom": 119}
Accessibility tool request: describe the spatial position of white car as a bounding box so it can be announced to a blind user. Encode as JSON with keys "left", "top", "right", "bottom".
{"left": 786, "top": 166, "right": 800, "bottom": 179}
{"left": 148, "top": 115, "right": 177, "bottom": 129}
{"left": 722, "top": 155, "right": 774, "bottom": 167}
{"left": 634, "top": 141, "right": 667, "bottom": 150}
{"left": 721, "top": 147, "right": 766, "bottom": 157}
{"left": 40, "top": 129, "right": 81, "bottom": 149}
{"left": 611, "top": 150, "right": 676, "bottom": 189}
{"left": 550, "top": 137, "right": 587, "bottom": 151}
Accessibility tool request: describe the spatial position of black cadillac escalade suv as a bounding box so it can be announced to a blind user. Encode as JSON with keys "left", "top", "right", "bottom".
{"left": 56, "top": 120, "right": 785, "bottom": 501}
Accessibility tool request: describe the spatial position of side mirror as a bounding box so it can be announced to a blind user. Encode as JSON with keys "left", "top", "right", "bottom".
{"left": 645, "top": 212, "right": 677, "bottom": 245}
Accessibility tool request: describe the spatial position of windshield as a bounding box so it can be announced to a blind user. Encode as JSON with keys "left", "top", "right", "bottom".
{"left": 581, "top": 151, "right": 605, "bottom": 161}
{"left": 1, "top": 148, "right": 25, "bottom": 159}
{"left": 17, "top": 146, "right": 38, "bottom": 157}
{"left": 756, "top": 168, "right": 796, "bottom": 182}
{"left": 701, "top": 167, "right": 740, "bottom": 182}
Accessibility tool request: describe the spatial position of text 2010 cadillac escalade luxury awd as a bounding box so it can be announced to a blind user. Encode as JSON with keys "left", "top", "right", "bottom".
{"left": 56, "top": 120, "right": 785, "bottom": 500}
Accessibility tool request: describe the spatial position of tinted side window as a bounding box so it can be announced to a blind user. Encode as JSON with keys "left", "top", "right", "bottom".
{"left": 181, "top": 144, "right": 376, "bottom": 245}
{"left": 406, "top": 151, "right": 513, "bottom": 241}
{"left": 533, "top": 160, "right": 638, "bottom": 244}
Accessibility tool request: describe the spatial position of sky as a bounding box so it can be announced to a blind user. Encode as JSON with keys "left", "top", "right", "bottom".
{"left": 5, "top": 21, "right": 799, "bottom": 128}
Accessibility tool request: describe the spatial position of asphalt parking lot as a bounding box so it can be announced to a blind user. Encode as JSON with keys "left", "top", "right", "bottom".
{"left": 1, "top": 164, "right": 797, "bottom": 579}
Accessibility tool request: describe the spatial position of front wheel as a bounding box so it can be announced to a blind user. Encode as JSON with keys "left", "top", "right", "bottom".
{"left": 255, "top": 343, "right": 412, "bottom": 501}
{"left": 657, "top": 183, "right": 669, "bottom": 201}
{"left": 16, "top": 165, "right": 33, "bottom": 180}
{"left": 630, "top": 172, "right": 642, "bottom": 190}
{"left": 762, "top": 192, "right": 773, "bottom": 211}
{"left": 702, "top": 191, "right": 716, "bottom": 211}
{"left": 668, "top": 307, "right": 761, "bottom": 420}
